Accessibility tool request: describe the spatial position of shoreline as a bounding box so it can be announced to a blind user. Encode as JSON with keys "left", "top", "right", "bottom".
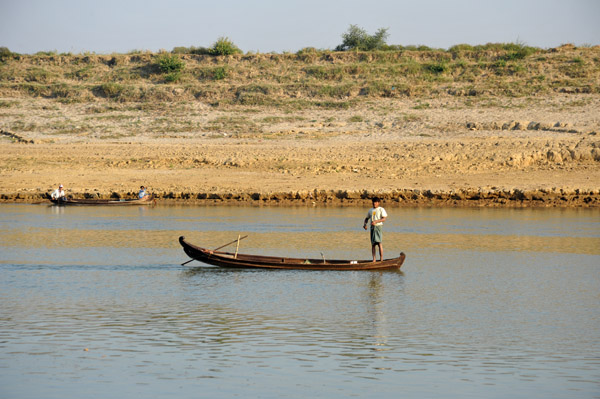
{"left": 3, "top": 188, "right": 599, "bottom": 207}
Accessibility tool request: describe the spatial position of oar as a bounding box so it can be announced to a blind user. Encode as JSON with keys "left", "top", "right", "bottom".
{"left": 212, "top": 235, "right": 248, "bottom": 252}
{"left": 181, "top": 235, "right": 248, "bottom": 265}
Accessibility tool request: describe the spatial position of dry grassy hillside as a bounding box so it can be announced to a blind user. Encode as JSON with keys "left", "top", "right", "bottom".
{"left": 1, "top": 44, "right": 599, "bottom": 105}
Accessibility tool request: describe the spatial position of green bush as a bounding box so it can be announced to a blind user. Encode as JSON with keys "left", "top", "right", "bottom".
{"left": 0, "top": 46, "right": 15, "bottom": 62}
{"left": 68, "top": 65, "right": 95, "bottom": 80}
{"left": 213, "top": 67, "right": 228, "bottom": 80}
{"left": 319, "top": 83, "right": 353, "bottom": 98}
{"left": 194, "top": 66, "right": 229, "bottom": 81}
{"left": 501, "top": 47, "right": 537, "bottom": 61}
{"left": 209, "top": 37, "right": 242, "bottom": 56}
{"left": 296, "top": 47, "right": 319, "bottom": 55}
{"left": 25, "top": 67, "right": 52, "bottom": 82}
{"left": 483, "top": 42, "right": 539, "bottom": 61}
{"left": 164, "top": 72, "right": 181, "bottom": 83}
{"left": 172, "top": 46, "right": 190, "bottom": 54}
{"left": 335, "top": 25, "right": 389, "bottom": 51}
{"left": 425, "top": 62, "right": 447, "bottom": 74}
{"left": 449, "top": 44, "right": 475, "bottom": 53}
{"left": 304, "top": 66, "right": 345, "bottom": 80}
{"left": 572, "top": 56, "right": 584, "bottom": 65}
{"left": 156, "top": 54, "right": 185, "bottom": 73}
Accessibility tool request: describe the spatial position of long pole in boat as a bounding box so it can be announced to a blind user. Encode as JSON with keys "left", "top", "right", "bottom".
{"left": 181, "top": 235, "right": 248, "bottom": 265}
{"left": 234, "top": 235, "right": 241, "bottom": 259}
{"left": 214, "top": 235, "right": 248, "bottom": 252}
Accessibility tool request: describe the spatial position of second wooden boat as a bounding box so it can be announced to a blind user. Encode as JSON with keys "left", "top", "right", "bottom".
{"left": 51, "top": 195, "right": 156, "bottom": 206}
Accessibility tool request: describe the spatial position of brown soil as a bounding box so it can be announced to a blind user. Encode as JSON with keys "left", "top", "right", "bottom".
{"left": 1, "top": 95, "right": 599, "bottom": 207}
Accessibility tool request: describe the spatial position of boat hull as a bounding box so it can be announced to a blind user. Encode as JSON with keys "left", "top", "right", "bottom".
{"left": 51, "top": 196, "right": 155, "bottom": 206}
{"left": 179, "top": 236, "right": 405, "bottom": 271}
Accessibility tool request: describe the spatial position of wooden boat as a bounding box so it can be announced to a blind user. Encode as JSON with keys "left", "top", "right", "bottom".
{"left": 51, "top": 195, "right": 156, "bottom": 206}
{"left": 179, "top": 236, "right": 406, "bottom": 271}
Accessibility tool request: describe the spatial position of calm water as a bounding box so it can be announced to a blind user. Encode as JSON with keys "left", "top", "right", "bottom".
{"left": 0, "top": 204, "right": 599, "bottom": 399}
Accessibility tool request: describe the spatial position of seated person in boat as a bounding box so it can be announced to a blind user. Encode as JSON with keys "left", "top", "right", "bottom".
{"left": 51, "top": 184, "right": 66, "bottom": 200}
{"left": 138, "top": 186, "right": 149, "bottom": 199}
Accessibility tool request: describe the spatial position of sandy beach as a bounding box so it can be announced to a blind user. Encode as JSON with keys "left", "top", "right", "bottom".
{"left": 1, "top": 95, "right": 599, "bottom": 207}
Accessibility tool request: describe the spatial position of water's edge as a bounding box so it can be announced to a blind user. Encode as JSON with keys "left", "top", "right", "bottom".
{"left": 2, "top": 187, "right": 600, "bottom": 207}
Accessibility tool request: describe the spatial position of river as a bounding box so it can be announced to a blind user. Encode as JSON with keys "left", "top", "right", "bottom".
{"left": 1, "top": 204, "right": 599, "bottom": 398}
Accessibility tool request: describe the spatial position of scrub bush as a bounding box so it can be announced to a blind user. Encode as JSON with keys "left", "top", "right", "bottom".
{"left": 209, "top": 37, "right": 242, "bottom": 56}
{"left": 156, "top": 54, "right": 185, "bottom": 74}
{"left": 335, "top": 25, "right": 389, "bottom": 51}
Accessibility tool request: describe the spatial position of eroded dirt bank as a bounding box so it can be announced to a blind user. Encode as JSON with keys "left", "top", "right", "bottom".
{"left": 1, "top": 110, "right": 599, "bottom": 207}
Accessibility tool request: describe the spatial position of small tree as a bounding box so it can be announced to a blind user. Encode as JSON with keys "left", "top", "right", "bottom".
{"left": 0, "top": 46, "right": 14, "bottom": 62}
{"left": 209, "top": 37, "right": 242, "bottom": 56}
{"left": 335, "top": 25, "right": 389, "bottom": 51}
{"left": 156, "top": 54, "right": 185, "bottom": 73}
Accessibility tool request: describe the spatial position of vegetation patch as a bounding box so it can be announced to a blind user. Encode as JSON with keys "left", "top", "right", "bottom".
{"left": 335, "top": 25, "right": 389, "bottom": 51}
{"left": 205, "top": 115, "right": 261, "bottom": 135}
{"left": 261, "top": 116, "right": 305, "bottom": 124}
{"left": 424, "top": 62, "right": 448, "bottom": 74}
{"left": 209, "top": 37, "right": 242, "bottom": 56}
{"left": 25, "top": 67, "right": 54, "bottom": 83}
{"left": 155, "top": 54, "right": 185, "bottom": 74}
{"left": 96, "top": 82, "right": 125, "bottom": 98}
{"left": 0, "top": 100, "right": 19, "bottom": 108}
{"left": 0, "top": 39, "right": 598, "bottom": 106}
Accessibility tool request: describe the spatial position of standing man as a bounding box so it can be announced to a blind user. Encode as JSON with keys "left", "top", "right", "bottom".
{"left": 51, "top": 184, "right": 66, "bottom": 200}
{"left": 363, "top": 197, "right": 388, "bottom": 262}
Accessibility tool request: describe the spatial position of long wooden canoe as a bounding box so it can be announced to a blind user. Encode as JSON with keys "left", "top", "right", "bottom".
{"left": 179, "top": 236, "right": 406, "bottom": 271}
{"left": 51, "top": 195, "right": 155, "bottom": 206}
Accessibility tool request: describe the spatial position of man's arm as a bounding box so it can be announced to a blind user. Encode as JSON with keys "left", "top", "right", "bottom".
{"left": 371, "top": 216, "right": 387, "bottom": 226}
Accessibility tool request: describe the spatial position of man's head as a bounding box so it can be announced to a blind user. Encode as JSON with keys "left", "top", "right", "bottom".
{"left": 372, "top": 196, "right": 380, "bottom": 206}
{"left": 59, "top": 184, "right": 63, "bottom": 189}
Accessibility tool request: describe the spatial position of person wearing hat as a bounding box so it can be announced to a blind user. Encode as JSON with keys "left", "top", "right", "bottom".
{"left": 363, "top": 197, "right": 388, "bottom": 262}
{"left": 51, "top": 184, "right": 66, "bottom": 200}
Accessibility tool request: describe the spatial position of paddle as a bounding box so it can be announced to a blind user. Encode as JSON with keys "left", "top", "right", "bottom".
{"left": 212, "top": 235, "right": 248, "bottom": 252}
{"left": 181, "top": 235, "right": 248, "bottom": 265}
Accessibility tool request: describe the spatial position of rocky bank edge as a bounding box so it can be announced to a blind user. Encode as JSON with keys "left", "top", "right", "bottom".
{"left": 3, "top": 188, "right": 599, "bottom": 207}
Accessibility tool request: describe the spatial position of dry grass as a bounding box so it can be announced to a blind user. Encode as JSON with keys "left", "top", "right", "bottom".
{"left": 0, "top": 45, "right": 598, "bottom": 106}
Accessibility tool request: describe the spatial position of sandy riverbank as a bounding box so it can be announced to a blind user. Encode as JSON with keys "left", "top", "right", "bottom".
{"left": 1, "top": 95, "right": 599, "bottom": 207}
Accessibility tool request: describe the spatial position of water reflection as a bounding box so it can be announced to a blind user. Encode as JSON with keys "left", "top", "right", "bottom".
{"left": 173, "top": 268, "right": 408, "bottom": 376}
{"left": 367, "top": 273, "right": 391, "bottom": 354}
